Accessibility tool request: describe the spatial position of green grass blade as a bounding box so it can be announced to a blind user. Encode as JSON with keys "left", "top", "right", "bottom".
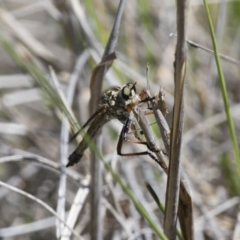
{"left": 203, "top": 0, "right": 240, "bottom": 178}
{"left": 0, "top": 34, "right": 79, "bottom": 134}
{"left": 102, "top": 162, "right": 168, "bottom": 240}
{"left": 145, "top": 182, "right": 183, "bottom": 240}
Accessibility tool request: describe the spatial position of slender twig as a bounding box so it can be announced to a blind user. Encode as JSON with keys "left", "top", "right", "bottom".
{"left": 164, "top": 0, "right": 188, "bottom": 239}
{"left": 49, "top": 50, "right": 90, "bottom": 238}
{"left": 61, "top": 179, "right": 90, "bottom": 240}
{"left": 88, "top": 2, "right": 126, "bottom": 240}
{"left": 124, "top": 160, "right": 161, "bottom": 237}
{"left": 0, "top": 216, "right": 56, "bottom": 238}
{"left": 147, "top": 89, "right": 170, "bottom": 155}
{"left": 146, "top": 182, "right": 183, "bottom": 240}
{"left": 69, "top": 0, "right": 101, "bottom": 53}
{"left": 0, "top": 155, "right": 85, "bottom": 184}
{"left": 196, "top": 197, "right": 240, "bottom": 227}
{"left": 102, "top": 198, "right": 132, "bottom": 237}
{"left": 233, "top": 211, "right": 240, "bottom": 240}
{"left": 102, "top": 159, "right": 168, "bottom": 240}
{"left": 49, "top": 67, "right": 68, "bottom": 237}
{"left": 0, "top": 156, "right": 90, "bottom": 240}
{"left": 0, "top": 9, "right": 58, "bottom": 67}
{"left": 183, "top": 103, "right": 240, "bottom": 146}
{"left": 186, "top": 38, "right": 240, "bottom": 66}
{"left": 60, "top": 51, "right": 91, "bottom": 240}
{"left": 0, "top": 33, "right": 79, "bottom": 134}
{"left": 170, "top": 34, "right": 240, "bottom": 66}
{"left": 199, "top": 204, "right": 225, "bottom": 239}
{"left": 132, "top": 108, "right": 168, "bottom": 170}
{"left": 0, "top": 181, "right": 84, "bottom": 240}
{"left": 150, "top": 89, "right": 194, "bottom": 240}
{"left": 133, "top": 100, "right": 193, "bottom": 240}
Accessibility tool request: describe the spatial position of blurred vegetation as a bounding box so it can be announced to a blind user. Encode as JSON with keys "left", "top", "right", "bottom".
{"left": 0, "top": 0, "right": 240, "bottom": 240}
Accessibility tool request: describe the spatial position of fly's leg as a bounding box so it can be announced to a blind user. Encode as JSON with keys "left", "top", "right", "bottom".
{"left": 117, "top": 119, "right": 161, "bottom": 165}
{"left": 140, "top": 89, "right": 171, "bottom": 145}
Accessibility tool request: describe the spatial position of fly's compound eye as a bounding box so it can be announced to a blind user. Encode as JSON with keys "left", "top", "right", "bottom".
{"left": 122, "top": 83, "right": 137, "bottom": 100}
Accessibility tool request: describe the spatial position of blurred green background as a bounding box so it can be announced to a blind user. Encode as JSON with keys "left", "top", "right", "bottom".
{"left": 0, "top": 0, "right": 240, "bottom": 239}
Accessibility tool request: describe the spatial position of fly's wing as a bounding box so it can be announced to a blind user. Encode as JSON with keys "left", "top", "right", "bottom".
{"left": 67, "top": 108, "right": 109, "bottom": 167}
{"left": 69, "top": 86, "right": 121, "bottom": 142}
{"left": 69, "top": 107, "right": 105, "bottom": 142}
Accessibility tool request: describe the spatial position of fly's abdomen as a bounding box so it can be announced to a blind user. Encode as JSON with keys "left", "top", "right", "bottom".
{"left": 66, "top": 113, "right": 110, "bottom": 167}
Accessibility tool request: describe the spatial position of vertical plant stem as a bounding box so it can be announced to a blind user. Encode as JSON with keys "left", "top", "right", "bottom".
{"left": 203, "top": 0, "right": 240, "bottom": 178}
{"left": 88, "top": 2, "right": 126, "bottom": 239}
{"left": 164, "top": 0, "right": 188, "bottom": 239}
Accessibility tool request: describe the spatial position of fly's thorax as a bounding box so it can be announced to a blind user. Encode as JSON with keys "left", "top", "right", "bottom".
{"left": 99, "top": 86, "right": 123, "bottom": 108}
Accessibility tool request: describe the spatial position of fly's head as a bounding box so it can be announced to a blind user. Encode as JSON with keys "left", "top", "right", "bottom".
{"left": 99, "top": 83, "right": 140, "bottom": 115}
{"left": 120, "top": 82, "right": 141, "bottom": 111}
{"left": 121, "top": 82, "right": 137, "bottom": 100}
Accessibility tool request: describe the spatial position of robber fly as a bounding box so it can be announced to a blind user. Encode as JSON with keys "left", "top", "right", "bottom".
{"left": 67, "top": 82, "right": 145, "bottom": 167}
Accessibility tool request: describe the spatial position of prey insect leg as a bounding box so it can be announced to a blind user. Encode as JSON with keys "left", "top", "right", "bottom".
{"left": 117, "top": 118, "right": 161, "bottom": 165}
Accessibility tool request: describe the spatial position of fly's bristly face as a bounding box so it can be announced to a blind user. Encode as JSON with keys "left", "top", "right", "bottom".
{"left": 121, "top": 82, "right": 137, "bottom": 100}
{"left": 121, "top": 82, "right": 141, "bottom": 110}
